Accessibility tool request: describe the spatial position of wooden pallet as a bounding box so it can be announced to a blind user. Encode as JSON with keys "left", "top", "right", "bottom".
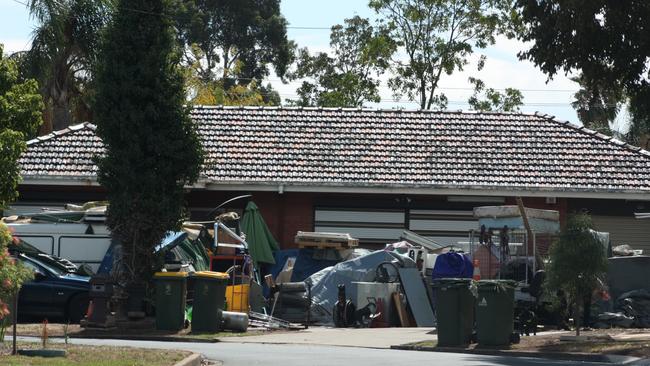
{"left": 297, "top": 241, "right": 346, "bottom": 249}
{"left": 294, "top": 231, "right": 359, "bottom": 249}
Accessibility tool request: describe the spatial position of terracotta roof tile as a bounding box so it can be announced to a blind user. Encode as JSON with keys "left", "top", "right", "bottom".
{"left": 18, "top": 107, "right": 650, "bottom": 194}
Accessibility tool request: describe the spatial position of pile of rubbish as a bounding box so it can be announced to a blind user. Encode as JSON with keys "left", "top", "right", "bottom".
{"left": 595, "top": 289, "right": 650, "bottom": 328}
{"left": 267, "top": 237, "right": 484, "bottom": 328}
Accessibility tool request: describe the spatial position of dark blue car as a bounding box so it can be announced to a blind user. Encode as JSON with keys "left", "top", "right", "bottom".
{"left": 14, "top": 253, "right": 91, "bottom": 323}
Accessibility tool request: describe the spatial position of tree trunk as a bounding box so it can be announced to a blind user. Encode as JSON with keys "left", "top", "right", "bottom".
{"left": 419, "top": 79, "right": 426, "bottom": 110}
{"left": 52, "top": 102, "right": 72, "bottom": 131}
{"left": 575, "top": 299, "right": 581, "bottom": 337}
{"left": 39, "top": 104, "right": 54, "bottom": 135}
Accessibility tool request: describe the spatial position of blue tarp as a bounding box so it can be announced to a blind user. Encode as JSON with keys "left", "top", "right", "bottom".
{"left": 431, "top": 252, "right": 473, "bottom": 280}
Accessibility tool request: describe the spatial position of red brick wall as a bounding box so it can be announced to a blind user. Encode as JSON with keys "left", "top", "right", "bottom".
{"left": 251, "top": 192, "right": 314, "bottom": 249}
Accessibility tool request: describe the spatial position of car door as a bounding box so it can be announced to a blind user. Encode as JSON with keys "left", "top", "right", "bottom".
{"left": 17, "top": 256, "right": 57, "bottom": 319}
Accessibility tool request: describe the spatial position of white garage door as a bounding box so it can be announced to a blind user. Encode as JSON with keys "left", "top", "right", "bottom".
{"left": 314, "top": 207, "right": 477, "bottom": 249}
{"left": 314, "top": 208, "right": 406, "bottom": 247}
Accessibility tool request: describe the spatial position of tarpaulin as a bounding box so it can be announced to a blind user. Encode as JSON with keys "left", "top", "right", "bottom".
{"left": 305, "top": 250, "right": 415, "bottom": 324}
{"left": 431, "top": 252, "right": 473, "bottom": 280}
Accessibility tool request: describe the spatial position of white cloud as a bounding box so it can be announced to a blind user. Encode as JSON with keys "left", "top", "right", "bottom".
{"left": 1, "top": 38, "right": 31, "bottom": 55}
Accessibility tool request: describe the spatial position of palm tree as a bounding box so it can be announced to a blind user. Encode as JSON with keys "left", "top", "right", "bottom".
{"left": 21, "top": 0, "right": 112, "bottom": 132}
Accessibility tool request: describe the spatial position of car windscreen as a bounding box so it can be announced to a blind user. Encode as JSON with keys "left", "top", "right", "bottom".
{"left": 10, "top": 238, "right": 43, "bottom": 255}
{"left": 19, "top": 254, "right": 67, "bottom": 277}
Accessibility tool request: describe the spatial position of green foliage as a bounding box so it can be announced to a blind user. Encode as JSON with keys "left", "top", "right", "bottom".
{"left": 21, "top": 0, "right": 112, "bottom": 131}
{"left": 0, "top": 223, "right": 34, "bottom": 336}
{"left": 546, "top": 213, "right": 607, "bottom": 335}
{"left": 570, "top": 74, "right": 624, "bottom": 136}
{"left": 370, "top": 0, "right": 515, "bottom": 110}
{"left": 0, "top": 44, "right": 44, "bottom": 208}
{"left": 516, "top": 0, "right": 650, "bottom": 146}
{"left": 289, "top": 16, "right": 396, "bottom": 107}
{"left": 174, "top": 0, "right": 294, "bottom": 86}
{"left": 184, "top": 47, "right": 280, "bottom": 106}
{"left": 467, "top": 76, "right": 523, "bottom": 112}
{"left": 93, "top": 0, "right": 204, "bottom": 285}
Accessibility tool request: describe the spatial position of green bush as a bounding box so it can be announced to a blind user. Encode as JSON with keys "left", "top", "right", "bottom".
{"left": 0, "top": 222, "right": 33, "bottom": 340}
{"left": 546, "top": 213, "right": 608, "bottom": 335}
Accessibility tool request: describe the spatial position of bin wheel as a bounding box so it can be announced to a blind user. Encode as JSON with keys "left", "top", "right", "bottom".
{"left": 510, "top": 332, "right": 521, "bottom": 344}
{"left": 470, "top": 331, "right": 477, "bottom": 344}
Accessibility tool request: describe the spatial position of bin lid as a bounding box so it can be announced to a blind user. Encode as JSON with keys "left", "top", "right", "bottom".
{"left": 432, "top": 278, "right": 474, "bottom": 287}
{"left": 154, "top": 271, "right": 189, "bottom": 278}
{"left": 476, "top": 279, "right": 517, "bottom": 289}
{"left": 193, "top": 271, "right": 229, "bottom": 279}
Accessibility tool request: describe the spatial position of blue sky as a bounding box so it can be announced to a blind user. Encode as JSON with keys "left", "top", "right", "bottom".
{"left": 0, "top": 0, "right": 604, "bottom": 127}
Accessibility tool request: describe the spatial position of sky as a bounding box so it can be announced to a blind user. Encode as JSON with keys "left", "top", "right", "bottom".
{"left": 0, "top": 0, "right": 622, "bottom": 129}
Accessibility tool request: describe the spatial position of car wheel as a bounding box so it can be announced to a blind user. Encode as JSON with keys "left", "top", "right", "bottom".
{"left": 66, "top": 294, "right": 89, "bottom": 323}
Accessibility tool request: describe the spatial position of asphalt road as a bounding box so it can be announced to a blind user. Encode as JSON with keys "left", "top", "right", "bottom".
{"left": 15, "top": 336, "right": 632, "bottom": 366}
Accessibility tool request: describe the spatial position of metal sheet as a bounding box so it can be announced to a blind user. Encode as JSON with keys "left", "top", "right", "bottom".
{"left": 398, "top": 267, "right": 435, "bottom": 327}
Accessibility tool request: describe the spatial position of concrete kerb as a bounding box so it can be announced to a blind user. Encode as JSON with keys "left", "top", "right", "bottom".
{"left": 173, "top": 353, "right": 202, "bottom": 366}
{"left": 390, "top": 344, "right": 642, "bottom": 364}
{"left": 65, "top": 334, "right": 219, "bottom": 343}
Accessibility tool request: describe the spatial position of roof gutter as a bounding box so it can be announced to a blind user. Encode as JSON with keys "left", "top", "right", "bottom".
{"left": 203, "top": 182, "right": 650, "bottom": 201}
{"left": 19, "top": 178, "right": 650, "bottom": 201}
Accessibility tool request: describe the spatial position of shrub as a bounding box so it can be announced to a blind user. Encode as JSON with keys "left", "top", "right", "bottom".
{"left": 0, "top": 222, "right": 33, "bottom": 340}
{"left": 546, "top": 213, "right": 608, "bottom": 336}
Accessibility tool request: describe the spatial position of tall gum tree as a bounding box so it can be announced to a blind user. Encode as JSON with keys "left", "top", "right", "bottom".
{"left": 369, "top": 0, "right": 515, "bottom": 110}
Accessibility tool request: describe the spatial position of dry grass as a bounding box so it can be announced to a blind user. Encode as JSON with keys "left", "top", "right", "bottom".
{"left": 8, "top": 322, "right": 271, "bottom": 340}
{"left": 0, "top": 342, "right": 191, "bottom": 366}
{"left": 404, "top": 328, "right": 650, "bottom": 358}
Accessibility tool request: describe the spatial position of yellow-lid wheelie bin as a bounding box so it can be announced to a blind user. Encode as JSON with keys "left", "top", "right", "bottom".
{"left": 191, "top": 271, "right": 229, "bottom": 332}
{"left": 154, "top": 272, "right": 188, "bottom": 331}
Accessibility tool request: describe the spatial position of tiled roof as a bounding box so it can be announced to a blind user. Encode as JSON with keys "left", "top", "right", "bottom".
{"left": 19, "top": 106, "right": 650, "bottom": 196}
{"left": 20, "top": 123, "right": 101, "bottom": 178}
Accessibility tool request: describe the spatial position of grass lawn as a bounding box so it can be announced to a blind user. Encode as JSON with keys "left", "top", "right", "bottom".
{"left": 9, "top": 322, "right": 273, "bottom": 341}
{"left": 402, "top": 329, "right": 650, "bottom": 358}
{"left": 0, "top": 342, "right": 191, "bottom": 366}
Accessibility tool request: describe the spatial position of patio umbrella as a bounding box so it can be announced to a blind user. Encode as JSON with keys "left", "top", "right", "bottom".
{"left": 240, "top": 201, "right": 280, "bottom": 266}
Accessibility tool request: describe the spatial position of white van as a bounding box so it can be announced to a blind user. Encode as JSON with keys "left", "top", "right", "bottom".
{"left": 4, "top": 206, "right": 111, "bottom": 272}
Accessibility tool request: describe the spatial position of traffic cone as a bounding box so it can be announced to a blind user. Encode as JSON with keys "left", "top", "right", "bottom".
{"left": 472, "top": 259, "right": 481, "bottom": 280}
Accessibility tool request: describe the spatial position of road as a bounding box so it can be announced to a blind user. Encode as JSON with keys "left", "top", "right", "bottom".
{"left": 16, "top": 336, "right": 632, "bottom": 366}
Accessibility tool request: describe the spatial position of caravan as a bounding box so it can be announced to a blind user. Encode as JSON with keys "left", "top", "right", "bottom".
{"left": 4, "top": 204, "right": 111, "bottom": 272}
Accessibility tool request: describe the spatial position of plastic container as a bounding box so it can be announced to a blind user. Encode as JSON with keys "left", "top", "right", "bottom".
{"left": 154, "top": 272, "right": 188, "bottom": 331}
{"left": 432, "top": 278, "right": 476, "bottom": 347}
{"left": 191, "top": 271, "right": 229, "bottom": 333}
{"left": 225, "top": 284, "right": 250, "bottom": 313}
{"left": 475, "top": 280, "right": 516, "bottom": 346}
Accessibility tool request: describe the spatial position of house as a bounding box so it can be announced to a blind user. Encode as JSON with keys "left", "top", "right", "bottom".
{"left": 14, "top": 106, "right": 650, "bottom": 252}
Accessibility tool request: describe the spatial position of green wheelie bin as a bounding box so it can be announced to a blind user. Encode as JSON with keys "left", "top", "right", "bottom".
{"left": 475, "top": 280, "right": 516, "bottom": 346}
{"left": 432, "top": 278, "right": 476, "bottom": 347}
{"left": 191, "top": 271, "right": 229, "bottom": 333}
{"left": 154, "top": 272, "right": 188, "bottom": 331}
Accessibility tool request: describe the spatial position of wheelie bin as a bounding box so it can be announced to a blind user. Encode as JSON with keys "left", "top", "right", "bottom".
{"left": 475, "top": 280, "right": 516, "bottom": 346}
{"left": 191, "top": 271, "right": 229, "bottom": 332}
{"left": 432, "top": 278, "right": 476, "bottom": 346}
{"left": 154, "top": 272, "right": 188, "bottom": 331}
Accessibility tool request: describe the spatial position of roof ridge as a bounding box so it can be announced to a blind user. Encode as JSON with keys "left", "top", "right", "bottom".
{"left": 26, "top": 122, "right": 96, "bottom": 146}
{"left": 191, "top": 104, "right": 528, "bottom": 116}
{"left": 539, "top": 115, "right": 650, "bottom": 159}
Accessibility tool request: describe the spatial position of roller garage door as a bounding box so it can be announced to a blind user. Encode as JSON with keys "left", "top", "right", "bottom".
{"left": 314, "top": 207, "right": 476, "bottom": 248}
{"left": 592, "top": 215, "right": 650, "bottom": 254}
{"left": 314, "top": 208, "right": 406, "bottom": 247}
